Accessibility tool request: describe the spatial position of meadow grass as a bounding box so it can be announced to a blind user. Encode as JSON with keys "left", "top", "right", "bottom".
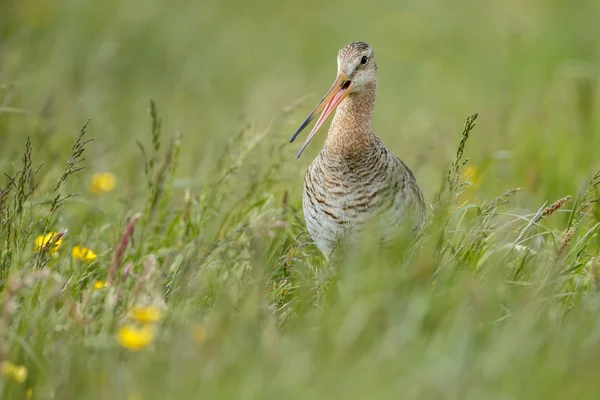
{"left": 2, "top": 0, "right": 600, "bottom": 398}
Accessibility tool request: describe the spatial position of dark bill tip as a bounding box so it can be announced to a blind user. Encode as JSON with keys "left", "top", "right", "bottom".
{"left": 290, "top": 112, "right": 315, "bottom": 143}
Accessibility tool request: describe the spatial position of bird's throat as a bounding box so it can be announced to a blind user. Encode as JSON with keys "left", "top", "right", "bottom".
{"left": 324, "top": 82, "right": 377, "bottom": 159}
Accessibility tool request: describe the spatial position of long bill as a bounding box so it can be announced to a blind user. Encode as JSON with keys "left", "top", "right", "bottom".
{"left": 290, "top": 72, "right": 352, "bottom": 159}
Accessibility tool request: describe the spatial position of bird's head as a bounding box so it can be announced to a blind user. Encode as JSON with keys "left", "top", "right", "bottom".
{"left": 336, "top": 41, "right": 377, "bottom": 93}
{"left": 290, "top": 42, "right": 377, "bottom": 159}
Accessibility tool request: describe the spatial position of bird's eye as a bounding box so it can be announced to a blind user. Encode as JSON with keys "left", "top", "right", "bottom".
{"left": 361, "top": 56, "right": 368, "bottom": 65}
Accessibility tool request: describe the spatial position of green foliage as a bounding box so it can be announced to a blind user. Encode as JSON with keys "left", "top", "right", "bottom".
{"left": 1, "top": 0, "right": 600, "bottom": 398}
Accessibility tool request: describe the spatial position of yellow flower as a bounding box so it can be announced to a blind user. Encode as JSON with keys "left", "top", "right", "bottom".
{"left": 26, "top": 388, "right": 33, "bottom": 399}
{"left": 117, "top": 324, "right": 155, "bottom": 351}
{"left": 93, "top": 280, "right": 108, "bottom": 289}
{"left": 90, "top": 172, "right": 116, "bottom": 194}
{"left": 130, "top": 306, "right": 162, "bottom": 324}
{"left": 72, "top": 245, "right": 97, "bottom": 261}
{"left": 34, "top": 232, "right": 62, "bottom": 253}
{"left": 461, "top": 165, "right": 482, "bottom": 189}
{"left": 1, "top": 361, "right": 28, "bottom": 383}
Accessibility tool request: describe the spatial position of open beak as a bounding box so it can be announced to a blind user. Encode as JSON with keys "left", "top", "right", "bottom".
{"left": 290, "top": 72, "right": 352, "bottom": 159}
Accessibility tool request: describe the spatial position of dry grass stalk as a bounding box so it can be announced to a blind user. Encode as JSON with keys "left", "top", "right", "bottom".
{"left": 541, "top": 196, "right": 572, "bottom": 220}
{"left": 108, "top": 213, "right": 142, "bottom": 284}
{"left": 516, "top": 196, "right": 572, "bottom": 245}
{"left": 556, "top": 227, "right": 575, "bottom": 260}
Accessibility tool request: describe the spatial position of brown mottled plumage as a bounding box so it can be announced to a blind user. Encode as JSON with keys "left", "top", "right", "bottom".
{"left": 290, "top": 42, "right": 426, "bottom": 260}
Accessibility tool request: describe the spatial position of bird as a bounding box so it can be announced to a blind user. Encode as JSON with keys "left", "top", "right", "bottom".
{"left": 289, "top": 41, "right": 426, "bottom": 261}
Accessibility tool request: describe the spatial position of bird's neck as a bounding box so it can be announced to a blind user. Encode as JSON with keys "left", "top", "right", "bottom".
{"left": 324, "top": 81, "right": 377, "bottom": 159}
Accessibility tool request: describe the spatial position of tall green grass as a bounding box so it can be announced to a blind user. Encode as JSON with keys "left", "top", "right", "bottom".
{"left": 1, "top": 0, "right": 600, "bottom": 398}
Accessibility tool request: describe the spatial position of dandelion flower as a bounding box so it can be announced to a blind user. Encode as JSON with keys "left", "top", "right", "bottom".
{"left": 72, "top": 245, "right": 97, "bottom": 261}
{"left": 34, "top": 232, "right": 63, "bottom": 253}
{"left": 90, "top": 172, "right": 116, "bottom": 194}
{"left": 130, "top": 305, "right": 162, "bottom": 324}
{"left": 93, "top": 280, "right": 108, "bottom": 289}
{"left": 117, "top": 324, "right": 155, "bottom": 351}
{"left": 1, "top": 361, "right": 28, "bottom": 383}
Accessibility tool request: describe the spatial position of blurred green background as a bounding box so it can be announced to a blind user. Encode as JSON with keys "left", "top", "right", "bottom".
{"left": 2, "top": 0, "right": 599, "bottom": 209}
{"left": 2, "top": 1, "right": 600, "bottom": 398}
